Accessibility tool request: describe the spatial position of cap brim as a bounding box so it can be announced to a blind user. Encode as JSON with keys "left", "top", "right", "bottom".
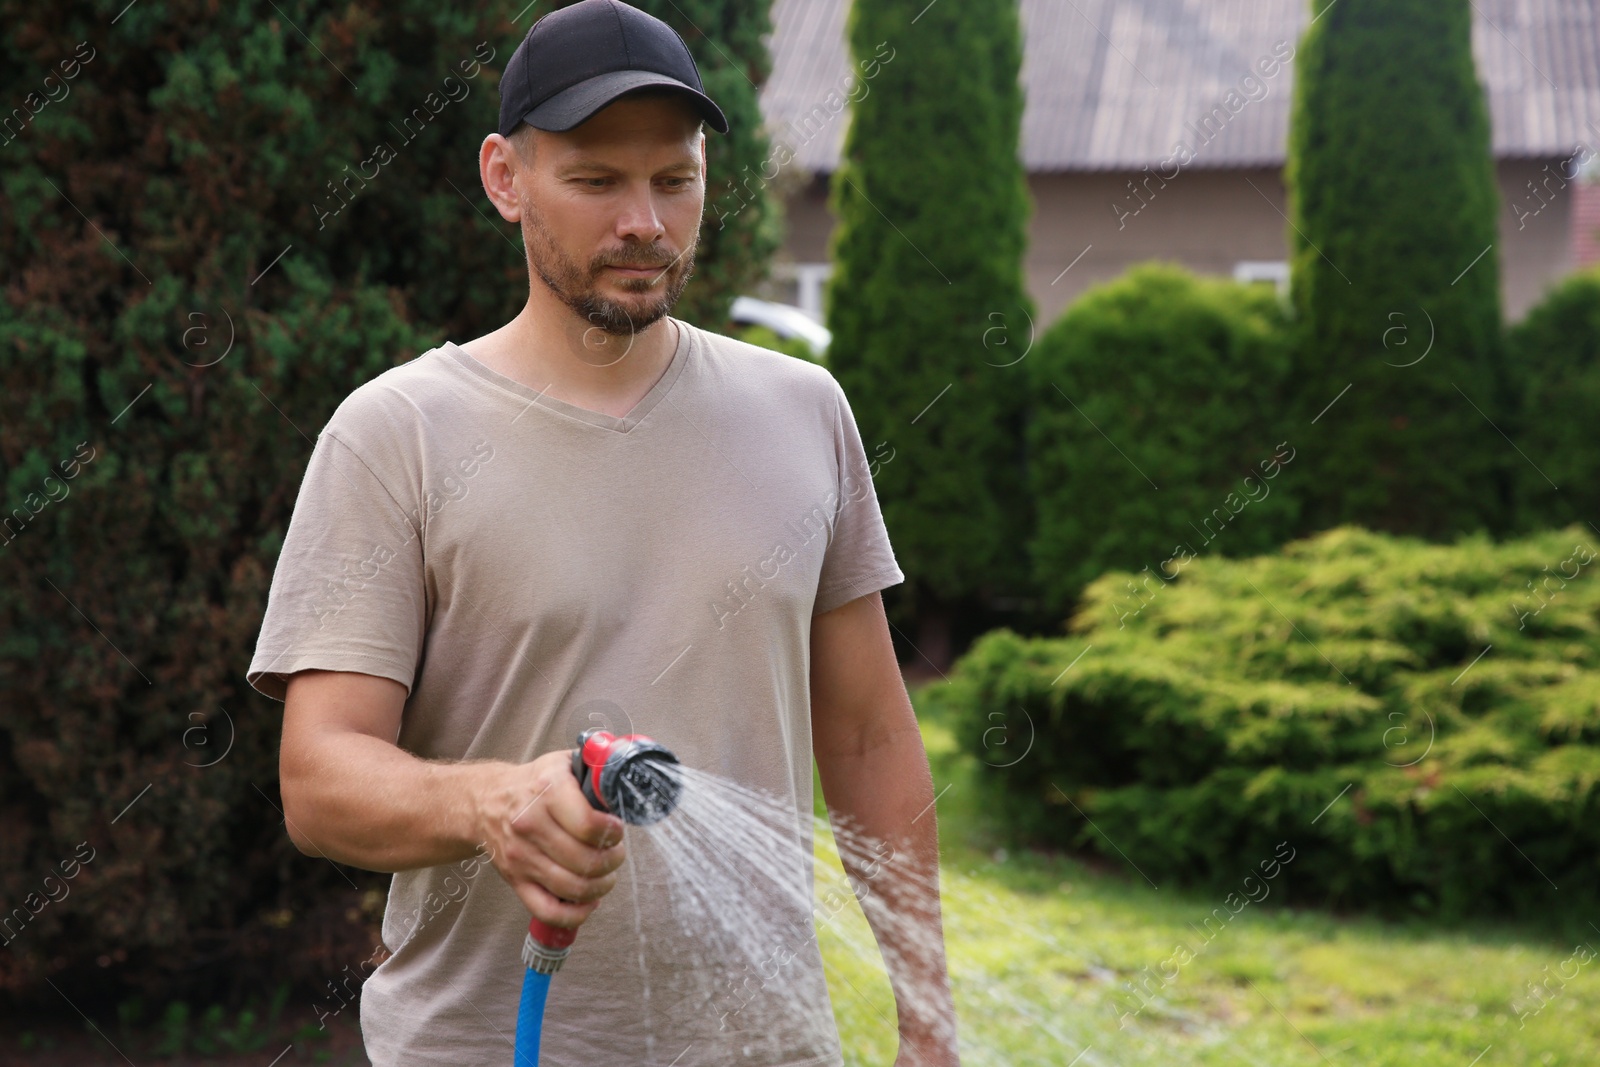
{"left": 521, "top": 69, "right": 729, "bottom": 135}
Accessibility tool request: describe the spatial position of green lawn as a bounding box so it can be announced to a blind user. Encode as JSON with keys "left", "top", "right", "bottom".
{"left": 813, "top": 683, "right": 1600, "bottom": 1066}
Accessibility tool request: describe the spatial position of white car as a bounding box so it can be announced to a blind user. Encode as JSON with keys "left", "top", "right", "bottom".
{"left": 730, "top": 296, "right": 832, "bottom": 358}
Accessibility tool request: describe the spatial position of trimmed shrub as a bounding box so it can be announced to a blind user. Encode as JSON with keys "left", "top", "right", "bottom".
{"left": 1026, "top": 264, "right": 1298, "bottom": 615}
{"left": 1285, "top": 0, "right": 1511, "bottom": 539}
{"left": 1506, "top": 267, "right": 1600, "bottom": 533}
{"left": 947, "top": 525, "right": 1600, "bottom": 919}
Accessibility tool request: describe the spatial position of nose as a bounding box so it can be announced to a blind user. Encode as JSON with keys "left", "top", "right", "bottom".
{"left": 613, "top": 182, "right": 665, "bottom": 245}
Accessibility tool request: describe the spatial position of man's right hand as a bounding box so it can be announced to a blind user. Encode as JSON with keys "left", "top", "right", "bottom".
{"left": 472, "top": 750, "right": 629, "bottom": 931}
{"left": 280, "top": 670, "right": 627, "bottom": 931}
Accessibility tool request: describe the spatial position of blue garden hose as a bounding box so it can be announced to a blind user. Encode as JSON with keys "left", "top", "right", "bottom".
{"left": 514, "top": 967, "right": 552, "bottom": 1066}
{"left": 512, "top": 729, "right": 682, "bottom": 1065}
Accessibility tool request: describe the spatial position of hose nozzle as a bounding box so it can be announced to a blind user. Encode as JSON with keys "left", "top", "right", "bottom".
{"left": 571, "top": 728, "right": 683, "bottom": 826}
{"left": 525, "top": 729, "right": 682, "bottom": 973}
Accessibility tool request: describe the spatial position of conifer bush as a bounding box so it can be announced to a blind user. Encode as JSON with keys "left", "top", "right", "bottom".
{"left": 947, "top": 525, "right": 1600, "bottom": 919}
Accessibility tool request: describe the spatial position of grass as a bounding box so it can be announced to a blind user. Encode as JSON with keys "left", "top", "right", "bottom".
{"left": 812, "top": 682, "right": 1600, "bottom": 1066}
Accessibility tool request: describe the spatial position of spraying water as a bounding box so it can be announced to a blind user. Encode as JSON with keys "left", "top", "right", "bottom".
{"left": 600, "top": 761, "right": 960, "bottom": 1065}
{"left": 524, "top": 733, "right": 1131, "bottom": 1066}
{"left": 619, "top": 764, "right": 1161, "bottom": 1067}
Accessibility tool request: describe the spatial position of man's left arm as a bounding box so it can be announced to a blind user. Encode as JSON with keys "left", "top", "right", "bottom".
{"left": 811, "top": 590, "right": 959, "bottom": 1067}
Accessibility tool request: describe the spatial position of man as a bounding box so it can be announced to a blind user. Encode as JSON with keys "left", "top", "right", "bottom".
{"left": 247, "top": 1, "right": 958, "bottom": 1063}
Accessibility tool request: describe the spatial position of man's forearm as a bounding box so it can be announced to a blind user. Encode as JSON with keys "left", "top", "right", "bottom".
{"left": 281, "top": 729, "right": 502, "bottom": 872}
{"left": 281, "top": 670, "right": 626, "bottom": 928}
{"left": 816, "top": 719, "right": 958, "bottom": 1059}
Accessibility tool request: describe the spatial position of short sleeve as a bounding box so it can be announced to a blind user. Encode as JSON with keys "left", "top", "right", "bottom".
{"left": 814, "top": 381, "right": 905, "bottom": 615}
{"left": 246, "top": 428, "right": 427, "bottom": 702}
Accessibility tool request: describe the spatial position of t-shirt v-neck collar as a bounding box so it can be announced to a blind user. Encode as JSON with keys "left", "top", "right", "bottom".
{"left": 441, "top": 318, "right": 692, "bottom": 434}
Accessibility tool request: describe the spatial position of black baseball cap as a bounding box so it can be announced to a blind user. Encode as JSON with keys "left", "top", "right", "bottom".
{"left": 498, "top": 0, "right": 729, "bottom": 137}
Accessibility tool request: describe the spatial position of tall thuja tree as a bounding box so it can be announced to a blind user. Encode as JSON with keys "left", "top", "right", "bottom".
{"left": 547, "top": 0, "right": 780, "bottom": 328}
{"left": 1285, "top": 0, "right": 1511, "bottom": 538}
{"left": 826, "top": 0, "right": 1031, "bottom": 663}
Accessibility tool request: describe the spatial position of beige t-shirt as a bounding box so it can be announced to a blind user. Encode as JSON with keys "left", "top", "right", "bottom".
{"left": 246, "top": 319, "right": 904, "bottom": 1066}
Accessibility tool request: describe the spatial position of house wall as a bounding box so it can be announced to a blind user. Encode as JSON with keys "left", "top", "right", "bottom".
{"left": 771, "top": 158, "right": 1575, "bottom": 327}
{"left": 1576, "top": 181, "right": 1600, "bottom": 269}
{"left": 1498, "top": 157, "right": 1582, "bottom": 317}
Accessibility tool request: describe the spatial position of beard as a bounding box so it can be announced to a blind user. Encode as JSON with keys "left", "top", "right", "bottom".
{"left": 522, "top": 203, "right": 698, "bottom": 337}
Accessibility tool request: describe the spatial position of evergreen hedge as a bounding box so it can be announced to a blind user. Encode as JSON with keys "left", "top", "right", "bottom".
{"left": 1285, "top": 0, "right": 1511, "bottom": 540}
{"left": 1026, "top": 264, "right": 1299, "bottom": 615}
{"left": 945, "top": 525, "right": 1600, "bottom": 920}
{"left": 0, "top": 0, "right": 774, "bottom": 1003}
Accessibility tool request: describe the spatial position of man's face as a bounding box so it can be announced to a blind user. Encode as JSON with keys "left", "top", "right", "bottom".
{"left": 517, "top": 94, "right": 706, "bottom": 337}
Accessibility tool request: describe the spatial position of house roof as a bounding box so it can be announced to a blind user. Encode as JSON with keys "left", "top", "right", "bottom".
{"left": 761, "top": 0, "right": 1600, "bottom": 173}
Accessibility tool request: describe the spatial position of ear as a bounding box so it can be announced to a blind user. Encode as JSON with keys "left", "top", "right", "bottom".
{"left": 480, "top": 133, "right": 524, "bottom": 223}
{"left": 700, "top": 131, "right": 708, "bottom": 181}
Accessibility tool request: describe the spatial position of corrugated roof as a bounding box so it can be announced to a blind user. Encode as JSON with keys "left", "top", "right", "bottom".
{"left": 761, "top": 0, "right": 1600, "bottom": 173}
